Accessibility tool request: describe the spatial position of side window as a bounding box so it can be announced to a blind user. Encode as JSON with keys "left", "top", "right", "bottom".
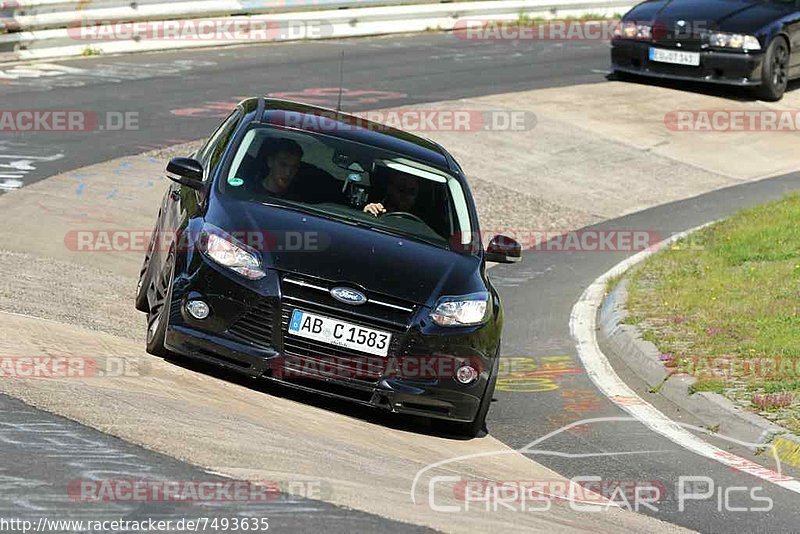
{"left": 198, "top": 110, "right": 241, "bottom": 181}
{"left": 196, "top": 113, "right": 231, "bottom": 162}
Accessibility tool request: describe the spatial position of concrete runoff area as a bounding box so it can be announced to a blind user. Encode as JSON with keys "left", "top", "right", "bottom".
{"left": 0, "top": 312, "right": 680, "bottom": 533}
{"left": 2, "top": 82, "right": 800, "bottom": 531}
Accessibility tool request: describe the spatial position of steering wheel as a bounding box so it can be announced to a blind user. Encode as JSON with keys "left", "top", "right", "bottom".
{"left": 381, "top": 211, "right": 426, "bottom": 224}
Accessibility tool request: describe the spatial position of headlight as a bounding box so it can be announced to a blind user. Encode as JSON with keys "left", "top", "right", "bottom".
{"left": 430, "top": 292, "right": 490, "bottom": 327}
{"left": 616, "top": 21, "right": 652, "bottom": 40}
{"left": 743, "top": 35, "right": 761, "bottom": 50}
{"left": 709, "top": 32, "right": 761, "bottom": 50}
{"left": 199, "top": 225, "right": 266, "bottom": 280}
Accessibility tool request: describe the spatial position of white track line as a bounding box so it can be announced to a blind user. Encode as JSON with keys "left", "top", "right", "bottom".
{"left": 570, "top": 224, "right": 800, "bottom": 494}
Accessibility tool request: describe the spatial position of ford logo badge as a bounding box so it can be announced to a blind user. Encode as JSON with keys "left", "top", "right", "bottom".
{"left": 330, "top": 287, "right": 367, "bottom": 306}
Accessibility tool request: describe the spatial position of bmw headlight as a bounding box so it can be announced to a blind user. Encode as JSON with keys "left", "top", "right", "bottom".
{"left": 199, "top": 225, "right": 265, "bottom": 280}
{"left": 430, "top": 292, "right": 490, "bottom": 327}
{"left": 615, "top": 21, "right": 652, "bottom": 40}
{"left": 709, "top": 32, "right": 761, "bottom": 50}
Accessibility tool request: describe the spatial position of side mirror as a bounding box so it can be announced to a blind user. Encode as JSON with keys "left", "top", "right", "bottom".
{"left": 485, "top": 235, "right": 522, "bottom": 264}
{"left": 166, "top": 157, "right": 204, "bottom": 190}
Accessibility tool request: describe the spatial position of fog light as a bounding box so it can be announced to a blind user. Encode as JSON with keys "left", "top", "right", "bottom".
{"left": 455, "top": 365, "right": 479, "bottom": 385}
{"left": 186, "top": 300, "right": 210, "bottom": 320}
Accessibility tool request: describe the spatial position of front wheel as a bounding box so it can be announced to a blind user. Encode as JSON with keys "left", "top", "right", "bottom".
{"left": 135, "top": 221, "right": 160, "bottom": 313}
{"left": 145, "top": 251, "right": 175, "bottom": 357}
{"left": 757, "top": 37, "right": 790, "bottom": 102}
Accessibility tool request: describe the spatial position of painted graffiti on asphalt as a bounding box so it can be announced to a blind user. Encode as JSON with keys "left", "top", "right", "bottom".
{"left": 170, "top": 88, "right": 409, "bottom": 119}
{"left": 0, "top": 141, "right": 64, "bottom": 191}
{"left": 267, "top": 88, "right": 407, "bottom": 108}
{"left": 496, "top": 355, "right": 583, "bottom": 393}
{"left": 0, "top": 60, "right": 216, "bottom": 91}
{"left": 170, "top": 96, "right": 249, "bottom": 119}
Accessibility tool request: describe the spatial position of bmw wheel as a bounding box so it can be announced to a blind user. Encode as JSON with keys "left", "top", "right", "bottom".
{"left": 757, "top": 37, "right": 790, "bottom": 102}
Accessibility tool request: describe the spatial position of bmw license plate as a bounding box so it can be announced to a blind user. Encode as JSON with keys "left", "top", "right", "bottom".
{"left": 287, "top": 309, "right": 392, "bottom": 357}
{"left": 649, "top": 47, "right": 700, "bottom": 67}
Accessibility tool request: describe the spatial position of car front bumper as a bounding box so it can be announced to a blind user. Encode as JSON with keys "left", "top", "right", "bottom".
{"left": 611, "top": 39, "right": 765, "bottom": 87}
{"left": 163, "top": 252, "right": 498, "bottom": 423}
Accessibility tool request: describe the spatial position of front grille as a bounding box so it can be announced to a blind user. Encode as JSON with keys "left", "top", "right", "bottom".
{"left": 652, "top": 23, "right": 704, "bottom": 52}
{"left": 280, "top": 275, "right": 416, "bottom": 330}
{"left": 225, "top": 274, "right": 420, "bottom": 393}
{"left": 228, "top": 299, "right": 276, "bottom": 348}
{"left": 652, "top": 37, "right": 704, "bottom": 52}
{"left": 279, "top": 305, "right": 405, "bottom": 385}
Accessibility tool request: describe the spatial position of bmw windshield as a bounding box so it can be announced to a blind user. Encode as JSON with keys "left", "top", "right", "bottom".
{"left": 218, "top": 125, "right": 475, "bottom": 251}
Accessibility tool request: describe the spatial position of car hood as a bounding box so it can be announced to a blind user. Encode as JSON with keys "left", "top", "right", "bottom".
{"left": 625, "top": 0, "right": 794, "bottom": 33}
{"left": 209, "top": 200, "right": 484, "bottom": 307}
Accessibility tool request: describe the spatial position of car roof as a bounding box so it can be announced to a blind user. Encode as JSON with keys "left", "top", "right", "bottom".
{"left": 240, "top": 98, "right": 453, "bottom": 171}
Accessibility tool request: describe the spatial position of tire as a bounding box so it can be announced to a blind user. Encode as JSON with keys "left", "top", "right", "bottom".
{"left": 757, "top": 37, "right": 790, "bottom": 102}
{"left": 453, "top": 357, "right": 500, "bottom": 438}
{"left": 135, "top": 221, "right": 160, "bottom": 313}
{"left": 145, "top": 251, "right": 175, "bottom": 357}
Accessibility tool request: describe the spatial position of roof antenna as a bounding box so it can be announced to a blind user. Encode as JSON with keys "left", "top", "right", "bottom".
{"left": 336, "top": 50, "right": 345, "bottom": 115}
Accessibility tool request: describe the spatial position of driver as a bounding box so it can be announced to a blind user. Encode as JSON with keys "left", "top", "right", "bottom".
{"left": 363, "top": 172, "right": 420, "bottom": 218}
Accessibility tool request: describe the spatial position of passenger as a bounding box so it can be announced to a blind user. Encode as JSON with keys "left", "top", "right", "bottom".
{"left": 261, "top": 139, "right": 304, "bottom": 199}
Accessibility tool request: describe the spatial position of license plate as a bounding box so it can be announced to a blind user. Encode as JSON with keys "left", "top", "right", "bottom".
{"left": 287, "top": 309, "right": 392, "bottom": 357}
{"left": 649, "top": 47, "right": 700, "bottom": 67}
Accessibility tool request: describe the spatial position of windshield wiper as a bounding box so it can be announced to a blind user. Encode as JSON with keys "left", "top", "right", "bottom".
{"left": 362, "top": 223, "right": 450, "bottom": 250}
{"left": 259, "top": 201, "right": 357, "bottom": 226}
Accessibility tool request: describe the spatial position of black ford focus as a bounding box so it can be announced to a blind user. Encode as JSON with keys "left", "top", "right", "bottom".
{"left": 611, "top": 0, "right": 800, "bottom": 100}
{"left": 135, "top": 98, "right": 520, "bottom": 436}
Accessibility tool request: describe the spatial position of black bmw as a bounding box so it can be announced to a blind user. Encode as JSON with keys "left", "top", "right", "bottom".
{"left": 611, "top": 0, "right": 800, "bottom": 100}
{"left": 135, "top": 98, "right": 520, "bottom": 437}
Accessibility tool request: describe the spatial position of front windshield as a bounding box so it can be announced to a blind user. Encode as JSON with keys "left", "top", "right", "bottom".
{"left": 220, "top": 125, "right": 474, "bottom": 250}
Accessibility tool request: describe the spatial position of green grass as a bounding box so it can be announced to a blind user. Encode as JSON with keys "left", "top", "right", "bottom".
{"left": 627, "top": 194, "right": 800, "bottom": 431}
{"left": 80, "top": 46, "right": 103, "bottom": 57}
{"left": 605, "top": 272, "right": 624, "bottom": 295}
{"left": 688, "top": 379, "right": 726, "bottom": 395}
